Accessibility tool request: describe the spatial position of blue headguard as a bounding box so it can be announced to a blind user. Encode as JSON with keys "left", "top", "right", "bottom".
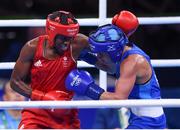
{"left": 89, "top": 24, "right": 128, "bottom": 63}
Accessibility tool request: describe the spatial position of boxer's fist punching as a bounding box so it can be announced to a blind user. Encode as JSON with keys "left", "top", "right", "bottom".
{"left": 31, "top": 90, "right": 71, "bottom": 100}
{"left": 112, "top": 10, "right": 139, "bottom": 37}
{"left": 31, "top": 90, "right": 72, "bottom": 117}
{"left": 65, "top": 69, "right": 104, "bottom": 100}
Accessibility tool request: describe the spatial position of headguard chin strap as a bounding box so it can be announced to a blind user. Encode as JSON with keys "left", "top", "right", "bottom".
{"left": 46, "top": 11, "right": 79, "bottom": 46}
{"left": 89, "top": 24, "right": 128, "bottom": 63}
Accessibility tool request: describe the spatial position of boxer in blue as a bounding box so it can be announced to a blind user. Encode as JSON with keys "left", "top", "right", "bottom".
{"left": 66, "top": 23, "right": 167, "bottom": 129}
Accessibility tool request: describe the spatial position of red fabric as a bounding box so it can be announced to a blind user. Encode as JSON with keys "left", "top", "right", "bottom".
{"left": 19, "top": 109, "right": 80, "bottom": 129}
{"left": 20, "top": 35, "right": 79, "bottom": 129}
{"left": 31, "top": 35, "right": 77, "bottom": 93}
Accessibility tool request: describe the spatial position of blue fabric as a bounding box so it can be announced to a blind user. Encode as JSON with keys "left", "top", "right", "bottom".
{"left": 86, "top": 83, "right": 104, "bottom": 100}
{"left": 115, "top": 43, "right": 166, "bottom": 128}
{"left": 127, "top": 112, "right": 166, "bottom": 129}
{"left": 116, "top": 44, "right": 161, "bottom": 99}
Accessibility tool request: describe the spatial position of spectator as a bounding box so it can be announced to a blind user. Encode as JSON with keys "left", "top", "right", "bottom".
{"left": 0, "top": 81, "right": 26, "bottom": 129}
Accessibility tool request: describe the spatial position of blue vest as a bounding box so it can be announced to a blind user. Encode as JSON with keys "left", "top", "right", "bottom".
{"left": 115, "top": 43, "right": 166, "bottom": 129}
{"left": 116, "top": 44, "right": 161, "bottom": 99}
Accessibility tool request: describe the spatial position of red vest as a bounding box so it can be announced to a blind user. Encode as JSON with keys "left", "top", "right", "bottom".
{"left": 31, "top": 35, "right": 76, "bottom": 94}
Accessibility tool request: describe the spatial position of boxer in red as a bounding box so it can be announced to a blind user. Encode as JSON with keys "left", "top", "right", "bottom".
{"left": 10, "top": 10, "right": 90, "bottom": 129}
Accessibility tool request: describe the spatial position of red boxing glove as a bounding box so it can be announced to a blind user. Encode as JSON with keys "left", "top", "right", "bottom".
{"left": 31, "top": 90, "right": 72, "bottom": 117}
{"left": 31, "top": 89, "right": 44, "bottom": 100}
{"left": 112, "top": 10, "right": 139, "bottom": 37}
{"left": 42, "top": 90, "right": 71, "bottom": 101}
{"left": 31, "top": 90, "right": 72, "bottom": 100}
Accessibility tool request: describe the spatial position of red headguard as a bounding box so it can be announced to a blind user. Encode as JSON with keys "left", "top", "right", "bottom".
{"left": 46, "top": 11, "right": 79, "bottom": 46}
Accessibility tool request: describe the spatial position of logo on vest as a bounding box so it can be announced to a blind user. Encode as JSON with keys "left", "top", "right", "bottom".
{"left": 62, "top": 56, "right": 69, "bottom": 67}
{"left": 34, "top": 60, "right": 42, "bottom": 67}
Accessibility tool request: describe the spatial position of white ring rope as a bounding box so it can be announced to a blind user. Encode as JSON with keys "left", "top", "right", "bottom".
{"left": 0, "top": 16, "right": 180, "bottom": 27}
{"left": 0, "top": 60, "right": 180, "bottom": 70}
{"left": 0, "top": 99, "right": 180, "bottom": 109}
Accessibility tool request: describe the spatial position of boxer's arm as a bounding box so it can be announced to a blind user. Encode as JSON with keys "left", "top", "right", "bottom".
{"left": 100, "top": 56, "right": 137, "bottom": 100}
{"left": 78, "top": 48, "right": 98, "bottom": 65}
{"left": 73, "top": 33, "right": 96, "bottom": 63}
{"left": 10, "top": 38, "right": 38, "bottom": 98}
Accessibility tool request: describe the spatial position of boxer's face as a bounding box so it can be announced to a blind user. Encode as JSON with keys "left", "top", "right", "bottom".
{"left": 97, "top": 52, "right": 113, "bottom": 64}
{"left": 54, "top": 35, "right": 73, "bottom": 54}
{"left": 97, "top": 52, "right": 116, "bottom": 74}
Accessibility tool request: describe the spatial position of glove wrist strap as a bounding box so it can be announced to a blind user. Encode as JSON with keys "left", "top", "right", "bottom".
{"left": 31, "top": 89, "right": 44, "bottom": 100}
{"left": 86, "top": 83, "right": 105, "bottom": 100}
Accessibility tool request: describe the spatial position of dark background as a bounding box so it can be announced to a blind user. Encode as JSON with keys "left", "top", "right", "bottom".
{"left": 0, "top": 0, "right": 180, "bottom": 129}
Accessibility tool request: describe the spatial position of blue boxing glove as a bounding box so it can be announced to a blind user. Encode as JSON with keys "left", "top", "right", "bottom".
{"left": 78, "top": 49, "right": 97, "bottom": 65}
{"left": 65, "top": 69, "right": 104, "bottom": 100}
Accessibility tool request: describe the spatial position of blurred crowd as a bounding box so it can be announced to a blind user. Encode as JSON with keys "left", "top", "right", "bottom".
{"left": 0, "top": 80, "right": 26, "bottom": 129}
